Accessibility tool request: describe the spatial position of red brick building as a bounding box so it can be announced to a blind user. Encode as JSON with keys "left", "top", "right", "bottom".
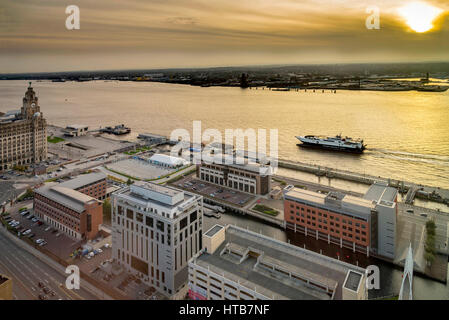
{"left": 284, "top": 188, "right": 373, "bottom": 255}
{"left": 283, "top": 182, "right": 398, "bottom": 259}
{"left": 34, "top": 184, "right": 103, "bottom": 240}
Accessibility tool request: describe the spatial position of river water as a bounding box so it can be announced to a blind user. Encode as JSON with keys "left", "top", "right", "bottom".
{"left": 1, "top": 79, "right": 448, "bottom": 299}
{"left": 1, "top": 80, "right": 449, "bottom": 189}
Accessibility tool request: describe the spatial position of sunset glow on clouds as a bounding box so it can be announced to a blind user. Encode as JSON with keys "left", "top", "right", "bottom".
{"left": 0, "top": 0, "right": 448, "bottom": 72}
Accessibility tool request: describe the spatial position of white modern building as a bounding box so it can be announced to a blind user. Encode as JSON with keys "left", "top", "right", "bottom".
{"left": 111, "top": 181, "right": 203, "bottom": 297}
{"left": 148, "top": 153, "right": 189, "bottom": 169}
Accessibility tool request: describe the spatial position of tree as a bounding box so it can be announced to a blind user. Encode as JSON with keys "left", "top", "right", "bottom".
{"left": 426, "top": 220, "right": 436, "bottom": 236}
{"left": 126, "top": 178, "right": 134, "bottom": 185}
{"left": 424, "top": 219, "right": 437, "bottom": 266}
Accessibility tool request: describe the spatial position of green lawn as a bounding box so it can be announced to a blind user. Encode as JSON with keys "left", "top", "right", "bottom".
{"left": 124, "top": 146, "right": 151, "bottom": 155}
{"left": 252, "top": 204, "right": 279, "bottom": 216}
{"left": 47, "top": 136, "right": 65, "bottom": 143}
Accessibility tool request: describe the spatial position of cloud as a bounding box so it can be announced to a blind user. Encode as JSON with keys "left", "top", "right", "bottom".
{"left": 0, "top": 0, "right": 447, "bottom": 72}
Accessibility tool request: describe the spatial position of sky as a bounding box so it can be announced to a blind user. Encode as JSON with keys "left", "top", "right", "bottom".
{"left": 0, "top": 0, "right": 448, "bottom": 73}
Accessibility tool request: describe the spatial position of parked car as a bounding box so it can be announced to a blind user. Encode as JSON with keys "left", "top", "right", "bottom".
{"left": 36, "top": 239, "right": 45, "bottom": 244}
{"left": 32, "top": 218, "right": 38, "bottom": 223}
{"left": 23, "top": 229, "right": 32, "bottom": 235}
{"left": 420, "top": 213, "right": 428, "bottom": 218}
{"left": 39, "top": 241, "right": 47, "bottom": 247}
{"left": 27, "top": 215, "right": 34, "bottom": 220}
{"left": 406, "top": 209, "right": 414, "bottom": 214}
{"left": 45, "top": 226, "right": 52, "bottom": 232}
{"left": 37, "top": 221, "right": 43, "bottom": 226}
{"left": 28, "top": 233, "right": 35, "bottom": 238}
{"left": 38, "top": 294, "right": 47, "bottom": 300}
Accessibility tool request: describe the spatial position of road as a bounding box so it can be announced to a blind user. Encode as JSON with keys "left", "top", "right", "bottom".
{"left": 0, "top": 229, "right": 98, "bottom": 300}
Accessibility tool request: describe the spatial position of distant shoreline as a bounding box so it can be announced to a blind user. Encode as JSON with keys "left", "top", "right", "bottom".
{"left": 1, "top": 78, "right": 448, "bottom": 93}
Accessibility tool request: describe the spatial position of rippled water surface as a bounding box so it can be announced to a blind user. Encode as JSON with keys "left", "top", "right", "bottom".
{"left": 1, "top": 80, "right": 448, "bottom": 188}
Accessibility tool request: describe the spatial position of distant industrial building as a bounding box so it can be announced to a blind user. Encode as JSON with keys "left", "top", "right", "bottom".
{"left": 148, "top": 153, "right": 189, "bottom": 169}
{"left": 284, "top": 182, "right": 397, "bottom": 259}
{"left": 0, "top": 83, "right": 47, "bottom": 171}
{"left": 137, "top": 133, "right": 175, "bottom": 145}
{"left": 33, "top": 183, "right": 103, "bottom": 240}
{"left": 111, "top": 181, "right": 203, "bottom": 297}
{"left": 188, "top": 224, "right": 367, "bottom": 300}
{"left": 0, "top": 274, "right": 13, "bottom": 300}
{"left": 196, "top": 155, "right": 272, "bottom": 195}
{"left": 63, "top": 124, "right": 89, "bottom": 137}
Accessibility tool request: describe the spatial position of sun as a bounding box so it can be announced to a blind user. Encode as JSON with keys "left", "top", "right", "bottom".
{"left": 398, "top": 2, "right": 443, "bottom": 33}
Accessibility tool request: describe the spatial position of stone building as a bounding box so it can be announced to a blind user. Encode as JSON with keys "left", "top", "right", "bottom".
{"left": 0, "top": 83, "right": 47, "bottom": 170}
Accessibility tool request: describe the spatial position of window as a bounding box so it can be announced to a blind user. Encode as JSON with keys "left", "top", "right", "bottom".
{"left": 190, "top": 211, "right": 197, "bottom": 223}
{"left": 146, "top": 216, "right": 153, "bottom": 227}
{"left": 127, "top": 209, "right": 134, "bottom": 219}
{"left": 180, "top": 217, "right": 188, "bottom": 230}
{"left": 157, "top": 220, "right": 164, "bottom": 232}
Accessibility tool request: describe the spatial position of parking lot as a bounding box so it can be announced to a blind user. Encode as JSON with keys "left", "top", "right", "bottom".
{"left": 173, "top": 176, "right": 254, "bottom": 207}
{"left": 107, "top": 158, "right": 176, "bottom": 180}
{"left": 6, "top": 203, "right": 81, "bottom": 259}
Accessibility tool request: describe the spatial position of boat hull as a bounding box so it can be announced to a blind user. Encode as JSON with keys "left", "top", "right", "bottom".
{"left": 296, "top": 142, "right": 365, "bottom": 153}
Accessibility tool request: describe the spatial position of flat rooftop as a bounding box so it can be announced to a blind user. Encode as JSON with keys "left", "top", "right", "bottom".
{"left": 206, "top": 154, "right": 271, "bottom": 174}
{"left": 193, "top": 225, "right": 365, "bottom": 300}
{"left": 65, "top": 124, "right": 88, "bottom": 129}
{"left": 363, "top": 182, "right": 398, "bottom": 204}
{"left": 59, "top": 172, "right": 107, "bottom": 190}
{"left": 116, "top": 182, "right": 199, "bottom": 212}
{"left": 35, "top": 183, "right": 98, "bottom": 213}
{"left": 132, "top": 180, "right": 181, "bottom": 198}
{"left": 205, "top": 225, "right": 224, "bottom": 237}
{"left": 284, "top": 188, "right": 374, "bottom": 219}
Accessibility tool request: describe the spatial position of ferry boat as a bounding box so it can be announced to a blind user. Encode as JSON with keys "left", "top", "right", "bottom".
{"left": 296, "top": 134, "right": 366, "bottom": 153}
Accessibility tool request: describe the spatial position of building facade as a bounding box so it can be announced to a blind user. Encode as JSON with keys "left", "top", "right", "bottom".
{"left": 63, "top": 124, "right": 89, "bottom": 137}
{"left": 34, "top": 184, "right": 103, "bottom": 240}
{"left": 196, "top": 155, "right": 271, "bottom": 195}
{"left": 111, "top": 181, "right": 203, "bottom": 297}
{"left": 284, "top": 182, "right": 397, "bottom": 259}
{"left": 0, "top": 83, "right": 47, "bottom": 171}
{"left": 188, "top": 224, "right": 367, "bottom": 300}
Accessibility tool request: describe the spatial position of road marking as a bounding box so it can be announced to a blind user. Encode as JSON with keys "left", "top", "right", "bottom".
{"left": 0, "top": 259, "right": 36, "bottom": 299}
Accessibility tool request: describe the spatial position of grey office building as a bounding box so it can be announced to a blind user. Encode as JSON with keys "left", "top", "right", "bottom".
{"left": 111, "top": 181, "right": 203, "bottom": 297}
